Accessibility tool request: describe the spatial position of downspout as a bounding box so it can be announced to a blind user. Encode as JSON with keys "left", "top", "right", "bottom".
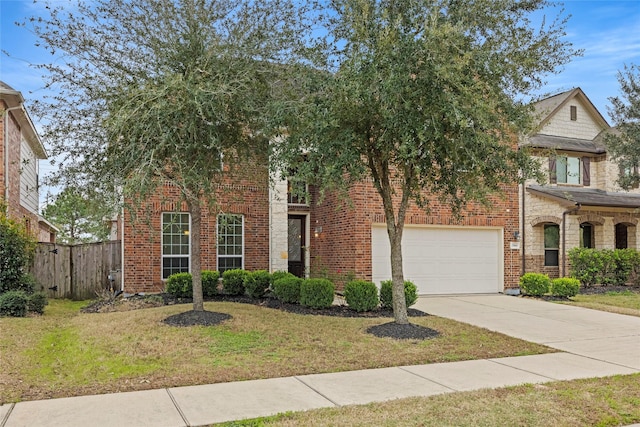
{"left": 120, "top": 206, "right": 125, "bottom": 292}
{"left": 562, "top": 203, "right": 581, "bottom": 277}
{"left": 3, "top": 105, "right": 24, "bottom": 201}
{"left": 521, "top": 181, "right": 526, "bottom": 276}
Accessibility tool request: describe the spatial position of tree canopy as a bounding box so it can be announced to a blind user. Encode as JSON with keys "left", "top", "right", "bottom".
{"left": 42, "top": 187, "right": 112, "bottom": 244}
{"left": 28, "top": 0, "right": 319, "bottom": 311}
{"left": 605, "top": 64, "right": 640, "bottom": 189}
{"left": 271, "top": 0, "right": 578, "bottom": 323}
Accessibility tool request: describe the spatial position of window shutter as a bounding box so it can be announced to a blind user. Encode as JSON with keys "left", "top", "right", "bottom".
{"left": 549, "top": 157, "right": 557, "bottom": 184}
{"left": 582, "top": 157, "right": 591, "bottom": 186}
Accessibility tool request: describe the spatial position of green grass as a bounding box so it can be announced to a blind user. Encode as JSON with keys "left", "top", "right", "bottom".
{"left": 0, "top": 299, "right": 554, "bottom": 403}
{"left": 560, "top": 290, "right": 640, "bottom": 317}
{"left": 214, "top": 374, "right": 640, "bottom": 427}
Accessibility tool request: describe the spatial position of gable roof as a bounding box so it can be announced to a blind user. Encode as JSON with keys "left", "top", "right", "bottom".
{"left": 527, "top": 185, "right": 640, "bottom": 209}
{"left": 533, "top": 87, "right": 610, "bottom": 133}
{"left": 0, "top": 81, "right": 47, "bottom": 159}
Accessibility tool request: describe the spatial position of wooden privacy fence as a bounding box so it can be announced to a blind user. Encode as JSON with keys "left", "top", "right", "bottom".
{"left": 30, "top": 241, "right": 122, "bottom": 300}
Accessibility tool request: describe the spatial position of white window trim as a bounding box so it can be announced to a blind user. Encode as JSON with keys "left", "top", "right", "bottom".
{"left": 161, "top": 212, "right": 191, "bottom": 280}
{"left": 217, "top": 214, "right": 245, "bottom": 272}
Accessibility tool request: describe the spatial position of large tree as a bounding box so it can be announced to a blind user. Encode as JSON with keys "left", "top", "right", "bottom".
{"left": 605, "top": 64, "right": 640, "bottom": 189}
{"left": 27, "top": 0, "right": 316, "bottom": 311}
{"left": 272, "top": 0, "right": 577, "bottom": 324}
{"left": 43, "top": 187, "right": 112, "bottom": 244}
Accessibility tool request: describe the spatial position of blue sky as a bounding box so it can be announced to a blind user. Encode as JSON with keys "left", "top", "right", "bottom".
{"left": 1, "top": 0, "right": 640, "bottom": 183}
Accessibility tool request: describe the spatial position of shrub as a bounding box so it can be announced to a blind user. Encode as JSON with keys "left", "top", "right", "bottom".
{"left": 568, "top": 248, "right": 601, "bottom": 287}
{"left": 0, "top": 290, "right": 28, "bottom": 317}
{"left": 222, "top": 269, "right": 248, "bottom": 295}
{"left": 550, "top": 278, "right": 580, "bottom": 298}
{"left": 379, "top": 280, "right": 418, "bottom": 310}
{"left": 165, "top": 272, "right": 192, "bottom": 298}
{"left": 270, "top": 270, "right": 295, "bottom": 285}
{"left": 300, "top": 278, "right": 335, "bottom": 309}
{"left": 202, "top": 270, "right": 220, "bottom": 297}
{"left": 27, "top": 292, "right": 48, "bottom": 314}
{"left": 272, "top": 276, "right": 303, "bottom": 303}
{"left": 0, "top": 208, "right": 36, "bottom": 294}
{"left": 519, "top": 273, "right": 550, "bottom": 296}
{"left": 613, "top": 249, "right": 637, "bottom": 286}
{"left": 344, "top": 280, "right": 379, "bottom": 312}
{"left": 244, "top": 270, "right": 271, "bottom": 298}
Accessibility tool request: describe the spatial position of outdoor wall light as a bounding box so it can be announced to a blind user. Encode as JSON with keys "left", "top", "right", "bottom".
{"left": 314, "top": 226, "right": 323, "bottom": 238}
{"left": 513, "top": 231, "right": 521, "bottom": 241}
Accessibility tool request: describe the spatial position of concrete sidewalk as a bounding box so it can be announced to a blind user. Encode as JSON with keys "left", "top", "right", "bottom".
{"left": 2, "top": 295, "right": 639, "bottom": 427}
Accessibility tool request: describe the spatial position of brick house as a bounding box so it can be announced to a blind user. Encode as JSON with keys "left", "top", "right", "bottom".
{"left": 122, "top": 149, "right": 520, "bottom": 296}
{"left": 0, "top": 81, "right": 56, "bottom": 243}
{"left": 521, "top": 88, "right": 640, "bottom": 278}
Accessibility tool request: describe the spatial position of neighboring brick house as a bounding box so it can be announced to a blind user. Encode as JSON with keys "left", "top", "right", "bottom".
{"left": 0, "top": 81, "right": 56, "bottom": 243}
{"left": 122, "top": 148, "right": 520, "bottom": 296}
{"left": 521, "top": 88, "right": 640, "bottom": 278}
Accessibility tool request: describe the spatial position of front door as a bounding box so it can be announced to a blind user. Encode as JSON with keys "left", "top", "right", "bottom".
{"left": 288, "top": 215, "right": 306, "bottom": 277}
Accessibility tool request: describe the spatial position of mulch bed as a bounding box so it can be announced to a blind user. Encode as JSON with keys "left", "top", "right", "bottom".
{"left": 82, "top": 293, "right": 434, "bottom": 339}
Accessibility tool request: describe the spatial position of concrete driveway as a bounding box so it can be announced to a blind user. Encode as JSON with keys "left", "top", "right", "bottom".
{"left": 414, "top": 294, "right": 640, "bottom": 370}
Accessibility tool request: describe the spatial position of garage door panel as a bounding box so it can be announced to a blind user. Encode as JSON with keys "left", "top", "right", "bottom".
{"left": 371, "top": 226, "right": 503, "bottom": 295}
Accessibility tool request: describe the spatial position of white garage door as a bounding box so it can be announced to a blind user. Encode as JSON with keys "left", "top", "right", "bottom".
{"left": 371, "top": 225, "right": 503, "bottom": 295}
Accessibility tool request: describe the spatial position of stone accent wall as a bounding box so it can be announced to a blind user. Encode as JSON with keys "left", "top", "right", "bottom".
{"left": 540, "top": 101, "right": 603, "bottom": 140}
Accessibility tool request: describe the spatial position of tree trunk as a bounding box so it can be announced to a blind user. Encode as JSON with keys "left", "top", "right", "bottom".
{"left": 388, "top": 223, "right": 409, "bottom": 324}
{"left": 187, "top": 197, "right": 204, "bottom": 312}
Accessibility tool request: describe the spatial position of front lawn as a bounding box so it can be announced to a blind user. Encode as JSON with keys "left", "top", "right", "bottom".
{"left": 0, "top": 298, "right": 553, "bottom": 403}
{"left": 560, "top": 289, "right": 640, "bottom": 317}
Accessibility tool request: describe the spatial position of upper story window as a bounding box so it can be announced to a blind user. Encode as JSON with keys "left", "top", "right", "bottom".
{"left": 550, "top": 155, "right": 590, "bottom": 186}
{"left": 570, "top": 105, "right": 577, "bottom": 121}
{"left": 557, "top": 156, "right": 581, "bottom": 184}
{"left": 287, "top": 179, "right": 308, "bottom": 205}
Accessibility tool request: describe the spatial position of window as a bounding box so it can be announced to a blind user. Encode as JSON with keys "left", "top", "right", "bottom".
{"left": 570, "top": 105, "right": 577, "bottom": 121}
{"left": 287, "top": 179, "right": 308, "bottom": 205}
{"left": 217, "top": 214, "right": 244, "bottom": 273}
{"left": 544, "top": 224, "right": 559, "bottom": 267}
{"left": 161, "top": 213, "right": 190, "bottom": 279}
{"left": 615, "top": 223, "right": 628, "bottom": 249}
{"left": 580, "top": 223, "right": 594, "bottom": 248}
{"left": 556, "top": 156, "right": 581, "bottom": 184}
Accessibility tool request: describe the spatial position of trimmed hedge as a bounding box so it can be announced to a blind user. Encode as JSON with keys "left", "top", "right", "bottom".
{"left": 165, "top": 271, "right": 220, "bottom": 298}
{"left": 300, "top": 278, "right": 335, "bottom": 309}
{"left": 270, "top": 270, "right": 295, "bottom": 285}
{"left": 379, "top": 280, "right": 418, "bottom": 310}
{"left": 568, "top": 247, "right": 640, "bottom": 287}
{"left": 550, "top": 278, "right": 580, "bottom": 297}
{"left": 222, "top": 269, "right": 248, "bottom": 295}
{"left": 272, "top": 276, "right": 303, "bottom": 303}
{"left": 165, "top": 272, "right": 193, "bottom": 298}
{"left": 344, "top": 280, "right": 379, "bottom": 312}
{"left": 519, "top": 273, "right": 550, "bottom": 296}
{"left": 27, "top": 292, "right": 48, "bottom": 314}
{"left": 244, "top": 270, "right": 271, "bottom": 298}
{"left": 0, "top": 290, "right": 28, "bottom": 317}
{"left": 202, "top": 270, "right": 220, "bottom": 297}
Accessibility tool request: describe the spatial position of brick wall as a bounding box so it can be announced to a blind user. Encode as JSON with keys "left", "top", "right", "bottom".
{"left": 0, "top": 100, "right": 42, "bottom": 238}
{"left": 123, "top": 162, "right": 270, "bottom": 293}
{"left": 310, "top": 178, "right": 521, "bottom": 291}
